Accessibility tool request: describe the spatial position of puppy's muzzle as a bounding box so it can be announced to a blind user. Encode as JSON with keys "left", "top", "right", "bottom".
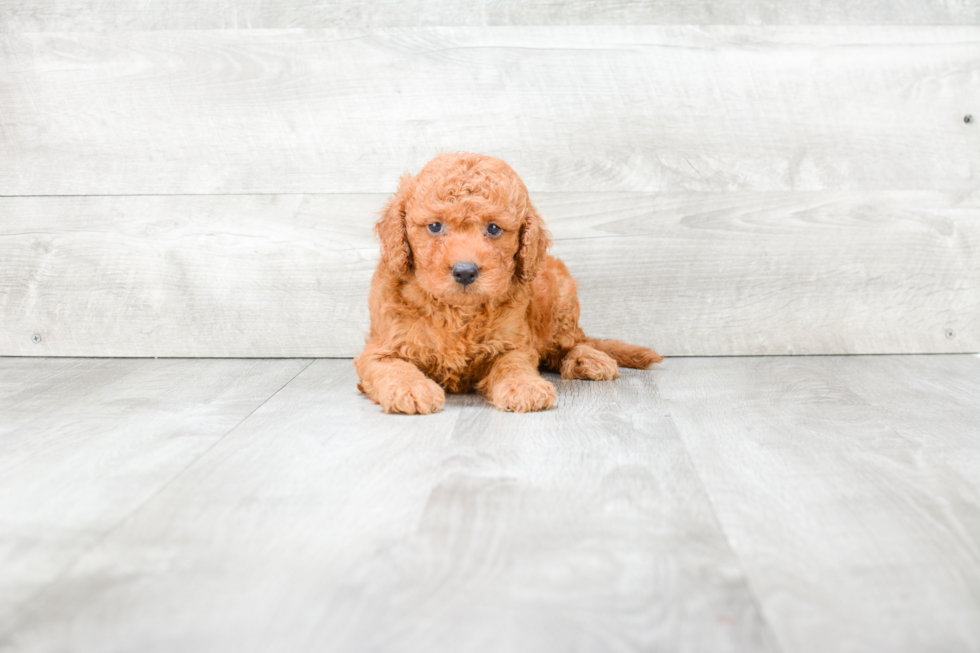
{"left": 451, "top": 262, "right": 479, "bottom": 287}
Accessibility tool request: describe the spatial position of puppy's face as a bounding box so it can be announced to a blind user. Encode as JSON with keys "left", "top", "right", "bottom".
{"left": 378, "top": 153, "right": 546, "bottom": 307}
{"left": 405, "top": 189, "right": 522, "bottom": 307}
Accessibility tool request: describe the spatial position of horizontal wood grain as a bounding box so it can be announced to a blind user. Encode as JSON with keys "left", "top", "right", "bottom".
{"left": 2, "top": 26, "right": 977, "bottom": 195}
{"left": 2, "top": 0, "right": 978, "bottom": 30}
{"left": 1, "top": 191, "right": 976, "bottom": 357}
{"left": 560, "top": 191, "right": 980, "bottom": 356}
{"left": 0, "top": 194, "right": 380, "bottom": 357}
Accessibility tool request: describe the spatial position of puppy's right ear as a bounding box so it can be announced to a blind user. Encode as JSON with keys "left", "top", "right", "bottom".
{"left": 375, "top": 173, "right": 415, "bottom": 276}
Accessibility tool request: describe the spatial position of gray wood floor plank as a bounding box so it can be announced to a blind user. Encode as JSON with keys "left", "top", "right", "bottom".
{"left": 2, "top": 190, "right": 976, "bottom": 358}
{"left": 0, "top": 358, "right": 150, "bottom": 437}
{"left": 2, "top": 355, "right": 977, "bottom": 652}
{"left": 0, "top": 360, "right": 776, "bottom": 653}
{"left": 350, "top": 373, "right": 773, "bottom": 652}
{"left": 3, "top": 0, "right": 978, "bottom": 30}
{"left": 3, "top": 27, "right": 976, "bottom": 195}
{"left": 0, "top": 357, "right": 310, "bottom": 626}
{"left": 657, "top": 355, "right": 980, "bottom": 653}
{"left": 825, "top": 355, "right": 980, "bottom": 506}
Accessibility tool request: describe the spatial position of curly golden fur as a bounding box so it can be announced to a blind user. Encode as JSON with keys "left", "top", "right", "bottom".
{"left": 354, "top": 152, "right": 662, "bottom": 414}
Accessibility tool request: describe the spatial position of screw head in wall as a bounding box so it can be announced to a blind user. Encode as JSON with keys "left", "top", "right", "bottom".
{"left": 946, "top": 329, "right": 956, "bottom": 339}
{"left": 966, "top": 115, "right": 974, "bottom": 124}
{"left": 32, "top": 334, "right": 41, "bottom": 343}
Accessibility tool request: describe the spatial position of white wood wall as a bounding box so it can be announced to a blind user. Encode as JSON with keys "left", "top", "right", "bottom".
{"left": 1, "top": 1, "right": 978, "bottom": 357}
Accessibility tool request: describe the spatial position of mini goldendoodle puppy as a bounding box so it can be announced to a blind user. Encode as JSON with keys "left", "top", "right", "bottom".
{"left": 354, "top": 152, "right": 662, "bottom": 414}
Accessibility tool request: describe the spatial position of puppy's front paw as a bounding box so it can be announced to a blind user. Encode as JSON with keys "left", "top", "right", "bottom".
{"left": 378, "top": 377, "right": 446, "bottom": 415}
{"left": 489, "top": 376, "right": 556, "bottom": 413}
{"left": 560, "top": 344, "right": 619, "bottom": 381}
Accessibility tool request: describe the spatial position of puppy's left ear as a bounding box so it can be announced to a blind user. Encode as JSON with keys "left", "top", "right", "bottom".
{"left": 515, "top": 199, "right": 552, "bottom": 285}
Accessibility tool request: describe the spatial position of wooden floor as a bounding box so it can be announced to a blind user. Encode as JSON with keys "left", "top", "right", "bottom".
{"left": 0, "top": 355, "right": 978, "bottom": 653}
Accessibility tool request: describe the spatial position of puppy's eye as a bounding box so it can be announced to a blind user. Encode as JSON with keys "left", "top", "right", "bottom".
{"left": 486, "top": 223, "right": 502, "bottom": 237}
{"left": 427, "top": 222, "right": 443, "bottom": 234}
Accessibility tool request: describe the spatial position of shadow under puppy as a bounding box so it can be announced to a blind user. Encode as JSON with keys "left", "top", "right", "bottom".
{"left": 355, "top": 152, "right": 662, "bottom": 414}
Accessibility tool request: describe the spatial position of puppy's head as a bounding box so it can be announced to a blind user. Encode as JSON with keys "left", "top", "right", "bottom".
{"left": 375, "top": 152, "right": 551, "bottom": 306}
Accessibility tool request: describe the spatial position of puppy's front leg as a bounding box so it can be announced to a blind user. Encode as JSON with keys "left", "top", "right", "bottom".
{"left": 354, "top": 347, "right": 445, "bottom": 415}
{"left": 477, "top": 349, "right": 556, "bottom": 413}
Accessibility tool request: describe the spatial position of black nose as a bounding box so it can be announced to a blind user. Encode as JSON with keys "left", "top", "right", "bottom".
{"left": 452, "top": 262, "right": 479, "bottom": 287}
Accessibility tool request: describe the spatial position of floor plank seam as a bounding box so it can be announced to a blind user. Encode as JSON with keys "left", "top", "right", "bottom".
{"left": 0, "top": 358, "right": 316, "bottom": 640}
{"left": 662, "top": 407, "right": 788, "bottom": 653}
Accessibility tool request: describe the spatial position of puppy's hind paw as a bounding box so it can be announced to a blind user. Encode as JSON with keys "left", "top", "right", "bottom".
{"left": 489, "top": 376, "right": 557, "bottom": 413}
{"left": 560, "top": 344, "right": 619, "bottom": 381}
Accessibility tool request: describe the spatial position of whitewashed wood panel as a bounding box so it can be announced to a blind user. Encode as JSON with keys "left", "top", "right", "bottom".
{"left": 561, "top": 191, "right": 980, "bottom": 355}
{"left": 658, "top": 355, "right": 980, "bottom": 653}
{"left": 2, "top": 0, "right": 977, "bottom": 31}
{"left": 0, "top": 359, "right": 774, "bottom": 653}
{"left": 2, "top": 27, "right": 977, "bottom": 195}
{"left": 0, "top": 194, "right": 380, "bottom": 357}
{"left": 1, "top": 191, "right": 976, "bottom": 357}
{"left": 0, "top": 357, "right": 310, "bottom": 623}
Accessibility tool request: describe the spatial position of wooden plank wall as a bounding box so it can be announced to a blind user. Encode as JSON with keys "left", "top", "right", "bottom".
{"left": 1, "top": 1, "right": 978, "bottom": 357}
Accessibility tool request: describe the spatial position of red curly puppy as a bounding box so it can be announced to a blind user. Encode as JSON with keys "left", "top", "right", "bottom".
{"left": 354, "top": 152, "right": 662, "bottom": 414}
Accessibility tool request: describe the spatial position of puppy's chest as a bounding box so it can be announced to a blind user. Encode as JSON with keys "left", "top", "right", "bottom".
{"left": 401, "top": 314, "right": 510, "bottom": 391}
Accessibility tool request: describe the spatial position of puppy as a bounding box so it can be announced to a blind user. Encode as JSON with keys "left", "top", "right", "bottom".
{"left": 354, "top": 152, "right": 662, "bottom": 414}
